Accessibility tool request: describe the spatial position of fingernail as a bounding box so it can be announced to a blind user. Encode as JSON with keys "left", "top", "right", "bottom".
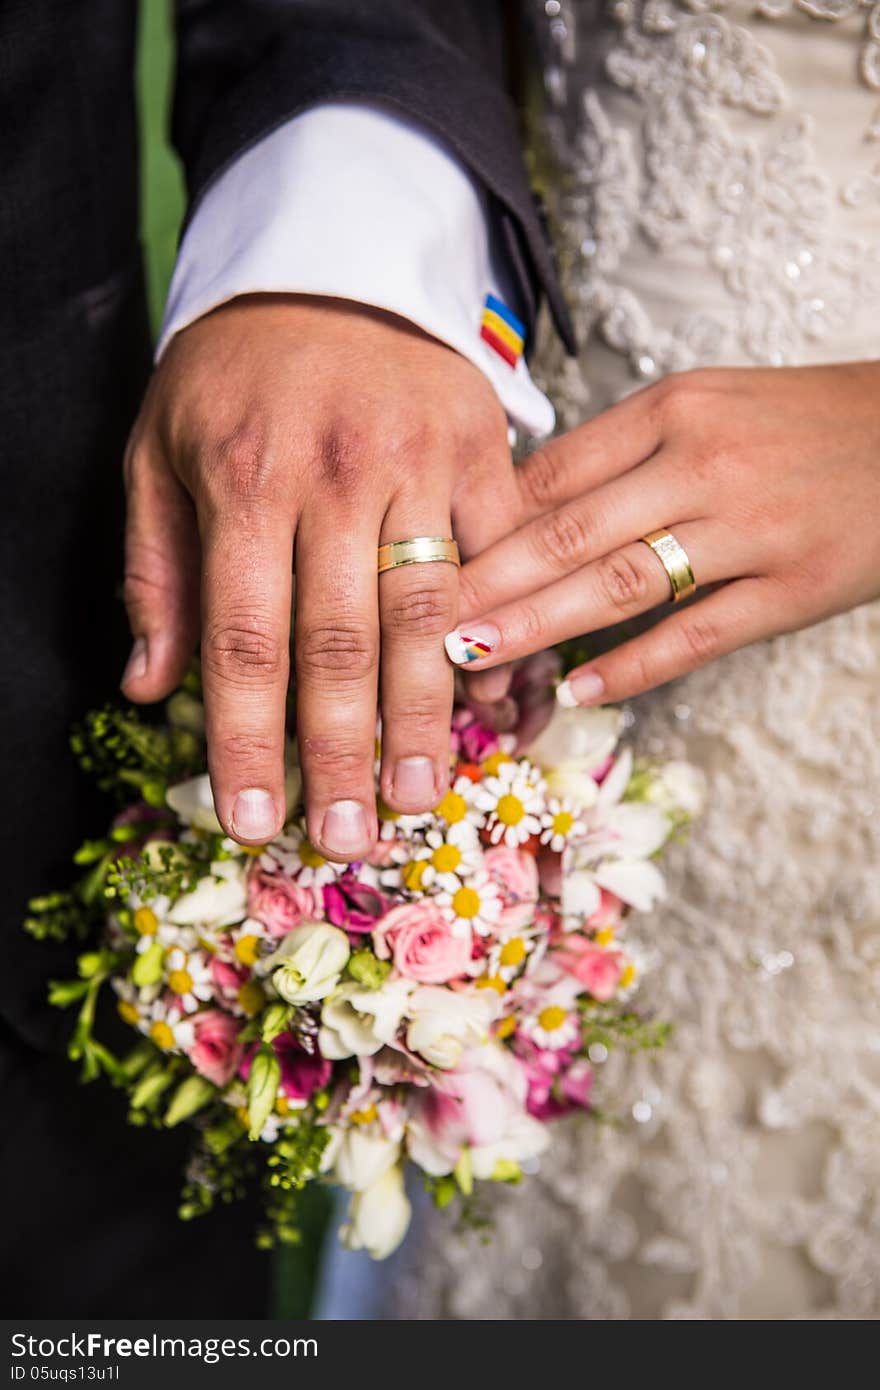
{"left": 557, "top": 672, "right": 605, "bottom": 708}
{"left": 231, "top": 788, "right": 278, "bottom": 841}
{"left": 392, "top": 756, "right": 435, "bottom": 808}
{"left": 121, "top": 637, "right": 148, "bottom": 687}
{"left": 321, "top": 799, "right": 370, "bottom": 856}
{"left": 444, "top": 624, "right": 500, "bottom": 666}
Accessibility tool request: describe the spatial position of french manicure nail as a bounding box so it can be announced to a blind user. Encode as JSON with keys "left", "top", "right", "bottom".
{"left": 557, "top": 672, "right": 605, "bottom": 708}
{"left": 322, "top": 799, "right": 370, "bottom": 856}
{"left": 121, "top": 636, "right": 148, "bottom": 687}
{"left": 231, "top": 787, "right": 278, "bottom": 841}
{"left": 444, "top": 623, "right": 501, "bottom": 666}
{"left": 392, "top": 756, "right": 435, "bottom": 807}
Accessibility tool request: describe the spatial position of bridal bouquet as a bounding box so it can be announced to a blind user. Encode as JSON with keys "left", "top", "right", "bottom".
{"left": 26, "top": 658, "right": 701, "bottom": 1258}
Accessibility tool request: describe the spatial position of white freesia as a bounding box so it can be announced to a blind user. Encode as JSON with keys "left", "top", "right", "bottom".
{"left": 406, "top": 985, "right": 499, "bottom": 1069}
{"left": 526, "top": 704, "right": 624, "bottom": 805}
{"left": 470, "top": 1111, "right": 550, "bottom": 1180}
{"left": 264, "top": 923, "right": 350, "bottom": 1005}
{"left": 339, "top": 1165, "right": 412, "bottom": 1260}
{"left": 319, "top": 978, "right": 414, "bottom": 1060}
{"left": 589, "top": 802, "right": 672, "bottom": 860}
{"left": 168, "top": 860, "right": 248, "bottom": 928}
{"left": 594, "top": 858, "right": 667, "bottom": 912}
{"left": 330, "top": 1127, "right": 401, "bottom": 1191}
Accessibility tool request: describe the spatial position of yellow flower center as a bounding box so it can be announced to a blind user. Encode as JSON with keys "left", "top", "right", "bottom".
{"left": 377, "top": 797, "right": 399, "bottom": 823}
{"left": 477, "top": 974, "right": 507, "bottom": 995}
{"left": 117, "top": 999, "right": 139, "bottom": 1026}
{"left": 552, "top": 810, "right": 575, "bottom": 837}
{"left": 435, "top": 789, "right": 466, "bottom": 824}
{"left": 150, "top": 1020, "right": 175, "bottom": 1050}
{"left": 594, "top": 927, "right": 616, "bottom": 948}
{"left": 133, "top": 907, "right": 158, "bottom": 936}
{"left": 234, "top": 933, "right": 261, "bottom": 966}
{"left": 298, "top": 841, "right": 326, "bottom": 869}
{"left": 167, "top": 968, "right": 193, "bottom": 996}
{"left": 496, "top": 793, "right": 525, "bottom": 827}
{"left": 431, "top": 843, "right": 462, "bottom": 874}
{"left": 236, "top": 1105, "right": 251, "bottom": 1130}
{"left": 402, "top": 859, "right": 429, "bottom": 893}
{"left": 238, "top": 980, "right": 266, "bottom": 1016}
{"left": 451, "top": 886, "right": 480, "bottom": 919}
{"left": 538, "top": 1005, "right": 567, "bottom": 1033}
{"left": 499, "top": 937, "right": 527, "bottom": 967}
{"left": 240, "top": 843, "right": 267, "bottom": 857}
{"left": 482, "top": 752, "right": 514, "bottom": 776}
{"left": 619, "top": 962, "right": 637, "bottom": 989}
{"left": 495, "top": 1014, "right": 517, "bottom": 1039}
{"left": 275, "top": 1096, "right": 291, "bottom": 1117}
{"left": 350, "top": 1103, "right": 378, "bottom": 1125}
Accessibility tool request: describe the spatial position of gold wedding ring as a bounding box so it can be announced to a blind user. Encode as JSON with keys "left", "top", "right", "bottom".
{"left": 640, "top": 529, "right": 697, "bottom": 603}
{"left": 377, "top": 537, "right": 461, "bottom": 575}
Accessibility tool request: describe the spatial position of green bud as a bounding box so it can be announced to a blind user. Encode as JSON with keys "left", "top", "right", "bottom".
{"left": 203, "top": 1120, "right": 241, "bottom": 1156}
{"left": 453, "top": 1147, "right": 474, "bottom": 1197}
{"left": 47, "top": 978, "right": 91, "bottom": 1008}
{"left": 247, "top": 1044, "right": 281, "bottom": 1141}
{"left": 142, "top": 779, "right": 167, "bottom": 809}
{"left": 164, "top": 1075, "right": 215, "bottom": 1127}
{"left": 489, "top": 1159, "right": 522, "bottom": 1184}
{"left": 260, "top": 1002, "right": 294, "bottom": 1043}
{"left": 431, "top": 1176, "right": 458, "bottom": 1209}
{"left": 166, "top": 689, "right": 205, "bottom": 735}
{"left": 130, "top": 1069, "right": 174, "bottom": 1110}
{"left": 120, "top": 1040, "right": 155, "bottom": 1080}
{"left": 132, "top": 941, "right": 164, "bottom": 986}
{"left": 346, "top": 949, "right": 392, "bottom": 990}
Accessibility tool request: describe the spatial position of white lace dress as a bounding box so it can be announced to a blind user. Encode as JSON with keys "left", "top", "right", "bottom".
{"left": 385, "top": 0, "right": 880, "bottom": 1320}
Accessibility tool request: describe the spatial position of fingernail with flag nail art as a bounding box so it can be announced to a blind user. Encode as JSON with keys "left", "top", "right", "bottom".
{"left": 444, "top": 625, "right": 500, "bottom": 666}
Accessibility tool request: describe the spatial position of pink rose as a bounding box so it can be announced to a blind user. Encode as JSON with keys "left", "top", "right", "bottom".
{"left": 210, "top": 956, "right": 248, "bottom": 1002}
{"left": 374, "top": 902, "right": 472, "bottom": 983}
{"left": 484, "top": 846, "right": 539, "bottom": 932}
{"left": 323, "top": 874, "right": 389, "bottom": 933}
{"left": 408, "top": 1043, "right": 528, "bottom": 1170}
{"left": 247, "top": 867, "right": 318, "bottom": 938}
{"left": 553, "top": 934, "right": 623, "bottom": 1002}
{"left": 189, "top": 1009, "right": 243, "bottom": 1087}
{"left": 451, "top": 709, "right": 501, "bottom": 763}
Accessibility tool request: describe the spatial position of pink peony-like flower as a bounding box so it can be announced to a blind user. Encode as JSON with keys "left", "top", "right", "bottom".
{"left": 451, "top": 708, "right": 501, "bottom": 763}
{"left": 553, "top": 934, "right": 623, "bottom": 1002}
{"left": 210, "top": 955, "right": 248, "bottom": 1002}
{"left": 586, "top": 889, "right": 625, "bottom": 933}
{"left": 323, "top": 874, "right": 389, "bottom": 933}
{"left": 189, "top": 1009, "right": 243, "bottom": 1087}
{"left": 516, "top": 1040, "right": 593, "bottom": 1119}
{"left": 374, "top": 901, "right": 472, "bottom": 983}
{"left": 247, "top": 867, "right": 318, "bottom": 938}
{"left": 483, "top": 846, "right": 540, "bottom": 933}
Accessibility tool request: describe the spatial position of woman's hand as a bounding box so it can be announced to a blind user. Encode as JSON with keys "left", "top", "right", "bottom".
{"left": 122, "top": 295, "right": 516, "bottom": 856}
{"left": 446, "top": 364, "right": 880, "bottom": 706}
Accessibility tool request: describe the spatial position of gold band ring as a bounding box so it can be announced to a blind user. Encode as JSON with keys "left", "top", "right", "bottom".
{"left": 640, "top": 529, "right": 697, "bottom": 603}
{"left": 377, "top": 537, "right": 461, "bottom": 575}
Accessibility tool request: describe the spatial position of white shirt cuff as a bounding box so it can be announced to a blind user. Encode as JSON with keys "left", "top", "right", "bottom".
{"left": 158, "top": 101, "right": 555, "bottom": 440}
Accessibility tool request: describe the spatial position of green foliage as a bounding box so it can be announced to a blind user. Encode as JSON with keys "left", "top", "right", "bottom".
{"left": 71, "top": 705, "right": 202, "bottom": 809}
{"left": 266, "top": 1121, "right": 331, "bottom": 1194}
{"left": 580, "top": 1001, "right": 673, "bottom": 1054}
{"left": 24, "top": 890, "right": 93, "bottom": 943}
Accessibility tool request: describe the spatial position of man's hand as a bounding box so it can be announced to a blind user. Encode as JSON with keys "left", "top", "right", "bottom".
{"left": 121, "top": 295, "right": 515, "bottom": 857}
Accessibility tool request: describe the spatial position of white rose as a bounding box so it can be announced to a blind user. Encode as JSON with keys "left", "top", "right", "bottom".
{"left": 649, "top": 760, "right": 706, "bottom": 818}
{"left": 405, "top": 985, "right": 498, "bottom": 1069}
{"left": 331, "top": 1128, "right": 401, "bottom": 1191}
{"left": 526, "top": 704, "right": 624, "bottom": 806}
{"left": 340, "top": 1165, "right": 412, "bottom": 1260}
{"left": 265, "top": 923, "right": 350, "bottom": 1005}
{"left": 168, "top": 860, "right": 248, "bottom": 928}
{"left": 319, "top": 978, "right": 414, "bottom": 1060}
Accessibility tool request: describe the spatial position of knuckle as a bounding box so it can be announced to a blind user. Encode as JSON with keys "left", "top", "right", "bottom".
{"left": 594, "top": 552, "right": 650, "bottom": 613}
{"left": 297, "top": 623, "right": 376, "bottom": 683}
{"left": 456, "top": 568, "right": 484, "bottom": 617}
{"left": 519, "top": 447, "right": 559, "bottom": 511}
{"left": 203, "top": 615, "right": 286, "bottom": 684}
{"left": 384, "top": 579, "right": 453, "bottom": 636}
{"left": 299, "top": 734, "right": 369, "bottom": 782}
{"left": 213, "top": 732, "right": 278, "bottom": 768}
{"left": 203, "top": 421, "right": 277, "bottom": 506}
{"left": 538, "top": 505, "right": 593, "bottom": 570}
{"left": 319, "top": 421, "right": 371, "bottom": 494}
{"left": 680, "top": 614, "right": 719, "bottom": 666}
{"left": 514, "top": 601, "right": 547, "bottom": 648}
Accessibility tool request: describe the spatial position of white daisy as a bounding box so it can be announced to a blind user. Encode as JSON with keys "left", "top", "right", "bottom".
{"left": 474, "top": 760, "right": 545, "bottom": 848}
{"left": 139, "top": 997, "right": 195, "bottom": 1054}
{"left": 261, "top": 825, "right": 344, "bottom": 889}
{"left": 228, "top": 918, "right": 271, "bottom": 969}
{"left": 384, "top": 822, "right": 482, "bottom": 894}
{"left": 131, "top": 901, "right": 198, "bottom": 957}
{"left": 437, "top": 870, "right": 503, "bottom": 938}
{"left": 520, "top": 1004, "right": 581, "bottom": 1052}
{"left": 111, "top": 977, "right": 160, "bottom": 1030}
{"left": 486, "top": 930, "right": 539, "bottom": 983}
{"left": 540, "top": 797, "right": 585, "bottom": 853}
{"left": 432, "top": 774, "right": 486, "bottom": 833}
{"left": 163, "top": 947, "right": 214, "bottom": 1014}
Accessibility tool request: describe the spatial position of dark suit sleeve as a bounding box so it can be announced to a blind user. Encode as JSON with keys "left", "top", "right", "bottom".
{"left": 172, "top": 0, "right": 574, "bottom": 351}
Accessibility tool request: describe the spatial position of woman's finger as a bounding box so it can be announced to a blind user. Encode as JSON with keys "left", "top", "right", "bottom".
{"left": 457, "top": 447, "right": 696, "bottom": 623}
{"left": 556, "top": 577, "right": 781, "bottom": 706}
{"left": 121, "top": 439, "right": 200, "bottom": 703}
{"left": 377, "top": 490, "right": 460, "bottom": 812}
{"left": 444, "top": 522, "right": 743, "bottom": 671}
